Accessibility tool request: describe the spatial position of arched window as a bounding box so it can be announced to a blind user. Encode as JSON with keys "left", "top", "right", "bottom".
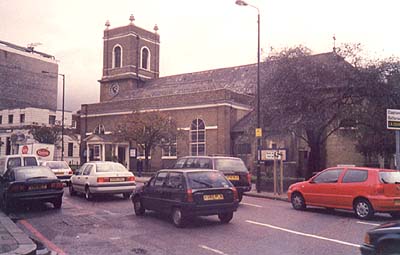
{"left": 141, "top": 47, "right": 150, "bottom": 70}
{"left": 113, "top": 45, "right": 122, "bottom": 68}
{"left": 94, "top": 124, "right": 105, "bottom": 135}
{"left": 190, "top": 119, "right": 206, "bottom": 156}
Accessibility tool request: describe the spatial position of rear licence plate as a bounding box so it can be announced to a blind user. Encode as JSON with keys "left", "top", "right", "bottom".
{"left": 55, "top": 172, "right": 64, "bottom": 175}
{"left": 203, "top": 194, "right": 224, "bottom": 201}
{"left": 226, "top": 175, "right": 239, "bottom": 181}
{"left": 110, "top": 177, "right": 125, "bottom": 182}
{"left": 28, "top": 184, "right": 47, "bottom": 190}
{"left": 395, "top": 199, "right": 400, "bottom": 205}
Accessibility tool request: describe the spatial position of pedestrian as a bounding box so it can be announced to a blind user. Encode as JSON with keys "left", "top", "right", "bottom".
{"left": 137, "top": 159, "right": 143, "bottom": 177}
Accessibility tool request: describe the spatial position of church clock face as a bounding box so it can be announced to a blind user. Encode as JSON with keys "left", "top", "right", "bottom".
{"left": 109, "top": 82, "right": 120, "bottom": 97}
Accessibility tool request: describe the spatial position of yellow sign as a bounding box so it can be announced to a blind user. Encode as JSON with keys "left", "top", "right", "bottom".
{"left": 255, "top": 128, "right": 262, "bottom": 137}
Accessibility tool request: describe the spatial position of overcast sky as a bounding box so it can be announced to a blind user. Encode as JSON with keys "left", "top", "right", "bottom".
{"left": 1, "top": 0, "right": 399, "bottom": 112}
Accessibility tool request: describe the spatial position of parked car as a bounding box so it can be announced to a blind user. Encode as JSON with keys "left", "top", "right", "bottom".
{"left": 69, "top": 161, "right": 136, "bottom": 200}
{"left": 172, "top": 156, "right": 251, "bottom": 201}
{"left": 40, "top": 161, "right": 73, "bottom": 185}
{"left": 0, "top": 166, "right": 64, "bottom": 213}
{"left": 287, "top": 166, "right": 400, "bottom": 220}
{"left": 0, "top": 154, "right": 39, "bottom": 176}
{"left": 360, "top": 222, "right": 400, "bottom": 255}
{"left": 131, "top": 169, "right": 239, "bottom": 227}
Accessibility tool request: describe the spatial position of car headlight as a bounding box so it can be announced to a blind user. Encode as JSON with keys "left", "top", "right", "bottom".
{"left": 363, "top": 233, "right": 371, "bottom": 245}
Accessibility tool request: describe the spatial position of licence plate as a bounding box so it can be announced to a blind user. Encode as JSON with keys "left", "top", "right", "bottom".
{"left": 28, "top": 184, "right": 47, "bottom": 191}
{"left": 203, "top": 194, "right": 224, "bottom": 201}
{"left": 55, "top": 172, "right": 64, "bottom": 175}
{"left": 395, "top": 199, "right": 400, "bottom": 205}
{"left": 227, "top": 175, "right": 239, "bottom": 181}
{"left": 110, "top": 177, "right": 125, "bottom": 182}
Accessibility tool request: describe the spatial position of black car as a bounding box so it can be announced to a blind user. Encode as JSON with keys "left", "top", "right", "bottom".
{"left": 360, "top": 222, "right": 400, "bottom": 255}
{"left": 172, "top": 156, "right": 251, "bottom": 201}
{"left": 131, "top": 169, "right": 239, "bottom": 227}
{"left": 0, "top": 166, "right": 64, "bottom": 213}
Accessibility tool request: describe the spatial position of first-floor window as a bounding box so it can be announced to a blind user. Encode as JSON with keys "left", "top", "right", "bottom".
{"left": 162, "top": 137, "right": 177, "bottom": 158}
{"left": 190, "top": 118, "right": 206, "bottom": 156}
{"left": 68, "top": 143, "right": 73, "bottom": 157}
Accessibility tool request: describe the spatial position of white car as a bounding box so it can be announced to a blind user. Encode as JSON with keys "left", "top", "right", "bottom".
{"left": 69, "top": 161, "right": 136, "bottom": 200}
{"left": 40, "top": 161, "right": 73, "bottom": 185}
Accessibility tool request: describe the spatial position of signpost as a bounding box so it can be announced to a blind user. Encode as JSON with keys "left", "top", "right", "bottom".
{"left": 387, "top": 109, "right": 400, "bottom": 170}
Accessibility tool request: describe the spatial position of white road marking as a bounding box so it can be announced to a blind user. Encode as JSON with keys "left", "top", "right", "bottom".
{"left": 241, "top": 202, "right": 263, "bottom": 208}
{"left": 110, "top": 237, "right": 121, "bottom": 240}
{"left": 199, "top": 245, "right": 229, "bottom": 255}
{"left": 246, "top": 220, "right": 360, "bottom": 248}
{"left": 356, "top": 221, "right": 380, "bottom": 226}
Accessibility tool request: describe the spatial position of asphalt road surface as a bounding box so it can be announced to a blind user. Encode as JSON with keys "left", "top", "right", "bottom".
{"left": 8, "top": 187, "right": 394, "bottom": 255}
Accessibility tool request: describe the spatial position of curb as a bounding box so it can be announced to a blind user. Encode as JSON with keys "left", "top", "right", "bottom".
{"left": 0, "top": 214, "right": 36, "bottom": 255}
{"left": 244, "top": 192, "right": 289, "bottom": 202}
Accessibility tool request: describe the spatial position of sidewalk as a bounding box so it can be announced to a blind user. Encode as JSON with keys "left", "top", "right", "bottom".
{"left": 0, "top": 212, "right": 36, "bottom": 255}
{"left": 135, "top": 177, "right": 289, "bottom": 202}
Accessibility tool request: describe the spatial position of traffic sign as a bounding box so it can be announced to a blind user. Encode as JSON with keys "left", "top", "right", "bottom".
{"left": 255, "top": 128, "right": 262, "bottom": 137}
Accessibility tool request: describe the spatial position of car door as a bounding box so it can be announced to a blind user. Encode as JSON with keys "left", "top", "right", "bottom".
{"left": 73, "top": 164, "right": 87, "bottom": 192}
{"left": 162, "top": 172, "right": 185, "bottom": 213}
{"left": 302, "top": 168, "right": 344, "bottom": 207}
{"left": 335, "top": 168, "right": 369, "bottom": 209}
{"left": 82, "top": 164, "right": 94, "bottom": 187}
{"left": 141, "top": 172, "right": 167, "bottom": 211}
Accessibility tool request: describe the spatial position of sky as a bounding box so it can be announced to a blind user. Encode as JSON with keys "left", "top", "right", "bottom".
{"left": 1, "top": 0, "right": 400, "bottom": 112}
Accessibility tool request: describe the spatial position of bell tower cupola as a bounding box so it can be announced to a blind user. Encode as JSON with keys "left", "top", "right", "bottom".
{"left": 99, "top": 15, "right": 160, "bottom": 102}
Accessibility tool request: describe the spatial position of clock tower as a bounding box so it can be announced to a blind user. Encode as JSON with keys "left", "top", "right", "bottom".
{"left": 99, "top": 15, "right": 160, "bottom": 102}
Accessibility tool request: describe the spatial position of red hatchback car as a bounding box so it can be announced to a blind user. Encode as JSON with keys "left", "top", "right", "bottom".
{"left": 287, "top": 166, "right": 400, "bottom": 219}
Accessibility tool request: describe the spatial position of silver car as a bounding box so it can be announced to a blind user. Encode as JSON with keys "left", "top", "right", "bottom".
{"left": 69, "top": 161, "right": 136, "bottom": 200}
{"left": 40, "top": 161, "right": 73, "bottom": 185}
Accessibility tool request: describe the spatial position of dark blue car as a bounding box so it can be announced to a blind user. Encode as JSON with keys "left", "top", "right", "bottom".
{"left": 360, "top": 222, "right": 400, "bottom": 255}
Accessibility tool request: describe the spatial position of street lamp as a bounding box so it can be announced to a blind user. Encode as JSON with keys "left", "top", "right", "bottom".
{"left": 235, "top": 0, "right": 262, "bottom": 193}
{"left": 42, "top": 71, "right": 65, "bottom": 161}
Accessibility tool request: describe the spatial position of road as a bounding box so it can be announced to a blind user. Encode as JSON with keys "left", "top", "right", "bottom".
{"left": 8, "top": 187, "right": 393, "bottom": 255}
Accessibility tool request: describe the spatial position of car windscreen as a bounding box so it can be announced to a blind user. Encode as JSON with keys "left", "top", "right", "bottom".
{"left": 46, "top": 161, "right": 69, "bottom": 169}
{"left": 14, "top": 167, "right": 55, "bottom": 181}
{"left": 187, "top": 171, "right": 232, "bottom": 189}
{"left": 214, "top": 158, "right": 248, "bottom": 172}
{"left": 96, "top": 163, "right": 128, "bottom": 172}
{"left": 24, "top": 157, "right": 38, "bottom": 166}
{"left": 379, "top": 171, "right": 400, "bottom": 184}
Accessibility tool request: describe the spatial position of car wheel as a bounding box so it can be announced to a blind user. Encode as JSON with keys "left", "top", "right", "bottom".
{"left": 123, "top": 192, "right": 131, "bottom": 199}
{"left": 291, "top": 192, "right": 306, "bottom": 210}
{"left": 53, "top": 197, "right": 62, "bottom": 209}
{"left": 218, "top": 212, "right": 234, "bottom": 224}
{"left": 389, "top": 211, "right": 400, "bottom": 219}
{"left": 171, "top": 207, "right": 186, "bottom": 228}
{"left": 378, "top": 241, "right": 400, "bottom": 255}
{"left": 354, "top": 198, "right": 374, "bottom": 220}
{"left": 69, "top": 185, "right": 76, "bottom": 196}
{"left": 238, "top": 192, "right": 243, "bottom": 202}
{"left": 133, "top": 197, "right": 145, "bottom": 216}
{"left": 85, "top": 186, "right": 93, "bottom": 201}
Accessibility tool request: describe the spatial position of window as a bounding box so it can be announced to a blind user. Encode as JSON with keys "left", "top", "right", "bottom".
{"left": 49, "top": 115, "right": 56, "bottom": 125}
{"left": 94, "top": 124, "right": 105, "bottom": 135}
{"left": 7, "top": 158, "right": 21, "bottom": 170}
{"left": 237, "top": 143, "right": 251, "bottom": 155}
{"left": 83, "top": 165, "right": 93, "bottom": 175}
{"left": 313, "top": 169, "right": 343, "bottom": 183}
{"left": 20, "top": 114, "right": 25, "bottom": 123}
{"left": 68, "top": 143, "right": 73, "bottom": 157}
{"left": 0, "top": 115, "right": 2, "bottom": 124}
{"left": 162, "top": 137, "right": 177, "bottom": 158}
{"left": 93, "top": 145, "right": 101, "bottom": 160}
{"left": 187, "top": 172, "right": 231, "bottom": 189}
{"left": 141, "top": 47, "right": 150, "bottom": 70}
{"left": 8, "top": 115, "right": 13, "bottom": 124}
{"left": 24, "top": 157, "right": 38, "bottom": 166}
{"left": 113, "top": 45, "right": 122, "bottom": 68}
{"left": 138, "top": 144, "right": 151, "bottom": 159}
{"left": 190, "top": 119, "right": 206, "bottom": 156}
{"left": 342, "top": 169, "right": 368, "bottom": 183}
{"left": 165, "top": 172, "right": 184, "bottom": 189}
{"left": 154, "top": 172, "right": 167, "bottom": 187}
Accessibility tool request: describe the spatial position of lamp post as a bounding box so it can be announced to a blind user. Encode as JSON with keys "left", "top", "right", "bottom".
{"left": 42, "top": 71, "right": 65, "bottom": 161}
{"left": 236, "top": 0, "right": 262, "bottom": 193}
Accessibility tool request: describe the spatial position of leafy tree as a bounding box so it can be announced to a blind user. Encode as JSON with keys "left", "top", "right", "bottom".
{"left": 29, "top": 125, "right": 61, "bottom": 145}
{"left": 117, "top": 111, "right": 181, "bottom": 171}
{"left": 262, "top": 46, "right": 359, "bottom": 178}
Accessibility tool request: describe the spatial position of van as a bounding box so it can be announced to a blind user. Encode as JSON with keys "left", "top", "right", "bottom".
{"left": 0, "top": 155, "right": 39, "bottom": 175}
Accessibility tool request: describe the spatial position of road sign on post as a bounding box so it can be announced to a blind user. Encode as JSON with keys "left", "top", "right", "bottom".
{"left": 387, "top": 109, "right": 400, "bottom": 170}
{"left": 255, "top": 128, "right": 262, "bottom": 137}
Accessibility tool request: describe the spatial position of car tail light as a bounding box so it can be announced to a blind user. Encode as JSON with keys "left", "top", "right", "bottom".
{"left": 186, "top": 189, "right": 193, "bottom": 202}
{"left": 247, "top": 172, "right": 252, "bottom": 184}
{"left": 375, "top": 184, "right": 384, "bottom": 195}
{"left": 49, "top": 182, "right": 64, "bottom": 189}
{"left": 231, "top": 187, "right": 238, "bottom": 201}
{"left": 68, "top": 170, "right": 73, "bottom": 175}
{"left": 127, "top": 176, "right": 135, "bottom": 182}
{"left": 8, "top": 184, "right": 27, "bottom": 193}
{"left": 97, "top": 177, "right": 110, "bottom": 183}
